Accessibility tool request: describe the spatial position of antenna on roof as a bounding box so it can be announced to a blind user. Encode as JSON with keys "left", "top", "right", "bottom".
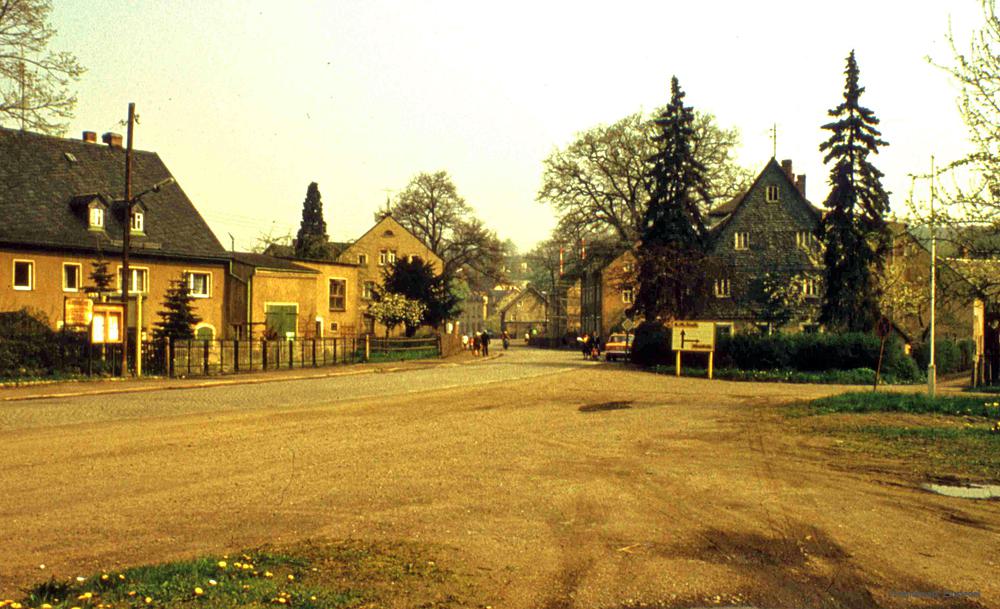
{"left": 770, "top": 123, "right": 777, "bottom": 158}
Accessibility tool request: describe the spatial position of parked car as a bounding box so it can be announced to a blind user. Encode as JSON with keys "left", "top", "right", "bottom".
{"left": 604, "top": 333, "right": 632, "bottom": 361}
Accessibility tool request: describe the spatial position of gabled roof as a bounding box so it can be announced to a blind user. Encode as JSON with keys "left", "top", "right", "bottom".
{"left": 0, "top": 128, "right": 226, "bottom": 260}
{"left": 498, "top": 286, "right": 549, "bottom": 313}
{"left": 338, "top": 215, "right": 444, "bottom": 268}
{"left": 707, "top": 158, "right": 822, "bottom": 226}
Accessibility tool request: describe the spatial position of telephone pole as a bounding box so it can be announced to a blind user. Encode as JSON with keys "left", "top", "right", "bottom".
{"left": 928, "top": 155, "right": 937, "bottom": 397}
{"left": 121, "top": 103, "right": 135, "bottom": 376}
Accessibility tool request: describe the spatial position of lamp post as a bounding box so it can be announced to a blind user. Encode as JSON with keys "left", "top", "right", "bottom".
{"left": 928, "top": 156, "right": 937, "bottom": 397}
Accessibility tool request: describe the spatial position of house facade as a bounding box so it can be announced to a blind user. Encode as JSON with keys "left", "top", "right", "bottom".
{"left": 498, "top": 286, "right": 548, "bottom": 338}
{"left": 0, "top": 128, "right": 228, "bottom": 341}
{"left": 579, "top": 250, "right": 635, "bottom": 338}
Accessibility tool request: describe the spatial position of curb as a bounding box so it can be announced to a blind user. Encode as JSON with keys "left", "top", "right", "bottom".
{"left": 1, "top": 352, "right": 505, "bottom": 402}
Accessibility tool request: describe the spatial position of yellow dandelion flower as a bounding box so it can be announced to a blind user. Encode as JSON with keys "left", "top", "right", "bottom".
{"left": 41, "top": 604, "right": 53, "bottom": 609}
{"left": 9, "top": 604, "right": 20, "bottom": 609}
{"left": 144, "top": 597, "right": 152, "bottom": 604}
{"left": 127, "top": 592, "right": 136, "bottom": 597}
{"left": 217, "top": 561, "right": 227, "bottom": 569}
{"left": 264, "top": 571, "right": 273, "bottom": 578}
{"left": 287, "top": 574, "right": 294, "bottom": 581}
{"left": 76, "top": 577, "right": 86, "bottom": 583}
{"left": 118, "top": 574, "right": 126, "bottom": 581}
{"left": 194, "top": 587, "right": 203, "bottom": 596}
{"left": 101, "top": 574, "right": 110, "bottom": 581}
{"left": 78, "top": 592, "right": 93, "bottom": 600}
{"left": 310, "top": 596, "right": 317, "bottom": 601}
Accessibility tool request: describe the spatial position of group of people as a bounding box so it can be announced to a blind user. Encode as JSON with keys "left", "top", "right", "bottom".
{"left": 578, "top": 333, "right": 603, "bottom": 360}
{"left": 462, "top": 330, "right": 511, "bottom": 356}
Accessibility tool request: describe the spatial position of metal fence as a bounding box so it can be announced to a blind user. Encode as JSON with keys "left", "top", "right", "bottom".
{"left": 1, "top": 334, "right": 442, "bottom": 381}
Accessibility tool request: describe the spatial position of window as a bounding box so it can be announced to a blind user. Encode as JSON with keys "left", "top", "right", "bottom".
{"left": 328, "top": 278, "right": 346, "bottom": 311}
{"left": 715, "top": 323, "right": 733, "bottom": 339}
{"left": 12, "top": 260, "right": 33, "bottom": 290}
{"left": 765, "top": 185, "right": 779, "bottom": 202}
{"left": 89, "top": 207, "right": 105, "bottom": 229}
{"left": 194, "top": 324, "right": 215, "bottom": 340}
{"left": 362, "top": 281, "right": 376, "bottom": 300}
{"left": 330, "top": 321, "right": 340, "bottom": 332}
{"left": 378, "top": 250, "right": 388, "bottom": 266}
{"left": 388, "top": 250, "right": 397, "bottom": 264}
{"left": 623, "top": 262, "right": 634, "bottom": 273}
{"left": 796, "top": 230, "right": 817, "bottom": 249}
{"left": 714, "top": 278, "right": 731, "bottom": 298}
{"left": 63, "top": 263, "right": 82, "bottom": 292}
{"left": 117, "top": 267, "right": 148, "bottom": 294}
{"left": 802, "top": 277, "right": 820, "bottom": 298}
{"left": 734, "top": 232, "right": 749, "bottom": 250}
{"left": 357, "top": 253, "right": 368, "bottom": 266}
{"left": 187, "top": 271, "right": 211, "bottom": 298}
{"left": 621, "top": 288, "right": 634, "bottom": 304}
{"left": 130, "top": 211, "right": 144, "bottom": 233}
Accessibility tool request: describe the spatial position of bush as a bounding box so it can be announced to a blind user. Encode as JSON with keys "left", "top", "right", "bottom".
{"left": 912, "top": 338, "right": 974, "bottom": 375}
{"left": 630, "top": 321, "right": 672, "bottom": 366}
{"left": 0, "top": 308, "right": 89, "bottom": 379}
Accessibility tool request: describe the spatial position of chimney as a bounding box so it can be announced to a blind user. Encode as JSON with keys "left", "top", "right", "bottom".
{"left": 795, "top": 174, "right": 806, "bottom": 197}
{"left": 102, "top": 132, "right": 123, "bottom": 148}
{"left": 82, "top": 131, "right": 97, "bottom": 143}
{"left": 780, "top": 159, "right": 793, "bottom": 179}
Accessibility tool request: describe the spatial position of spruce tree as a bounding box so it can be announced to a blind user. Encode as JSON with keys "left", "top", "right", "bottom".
{"left": 153, "top": 275, "right": 202, "bottom": 341}
{"left": 635, "top": 76, "right": 713, "bottom": 321}
{"left": 88, "top": 252, "right": 113, "bottom": 294}
{"left": 295, "top": 182, "right": 329, "bottom": 259}
{"left": 818, "top": 51, "right": 891, "bottom": 332}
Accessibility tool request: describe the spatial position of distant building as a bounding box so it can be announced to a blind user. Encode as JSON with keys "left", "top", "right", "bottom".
{"left": 497, "top": 286, "right": 548, "bottom": 338}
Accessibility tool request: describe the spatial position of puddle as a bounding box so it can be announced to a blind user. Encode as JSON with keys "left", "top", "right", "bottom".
{"left": 922, "top": 483, "right": 1000, "bottom": 499}
{"left": 579, "top": 400, "right": 633, "bottom": 413}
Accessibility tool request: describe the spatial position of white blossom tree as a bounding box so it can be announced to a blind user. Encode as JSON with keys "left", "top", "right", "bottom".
{"left": 367, "top": 293, "right": 425, "bottom": 338}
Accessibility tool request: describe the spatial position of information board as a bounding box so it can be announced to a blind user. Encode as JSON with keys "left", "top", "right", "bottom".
{"left": 670, "top": 321, "right": 716, "bottom": 352}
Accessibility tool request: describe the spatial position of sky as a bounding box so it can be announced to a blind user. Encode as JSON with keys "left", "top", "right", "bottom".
{"left": 43, "top": 0, "right": 987, "bottom": 253}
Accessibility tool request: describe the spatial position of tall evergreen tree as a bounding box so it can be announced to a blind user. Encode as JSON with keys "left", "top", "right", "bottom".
{"left": 88, "top": 250, "right": 113, "bottom": 293}
{"left": 295, "top": 182, "right": 329, "bottom": 259}
{"left": 817, "top": 51, "right": 891, "bottom": 332}
{"left": 153, "top": 275, "right": 202, "bottom": 341}
{"left": 635, "top": 77, "right": 713, "bottom": 321}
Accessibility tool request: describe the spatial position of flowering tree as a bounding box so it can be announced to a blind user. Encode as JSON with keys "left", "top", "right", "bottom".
{"left": 367, "top": 293, "right": 425, "bottom": 338}
{"left": 757, "top": 272, "right": 813, "bottom": 329}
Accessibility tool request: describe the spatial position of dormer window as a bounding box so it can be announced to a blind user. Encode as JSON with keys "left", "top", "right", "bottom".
{"left": 130, "top": 211, "right": 144, "bottom": 234}
{"left": 89, "top": 206, "right": 105, "bottom": 229}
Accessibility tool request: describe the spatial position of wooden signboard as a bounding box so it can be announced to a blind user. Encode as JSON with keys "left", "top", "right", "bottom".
{"left": 91, "top": 304, "right": 124, "bottom": 344}
{"left": 670, "top": 320, "right": 717, "bottom": 379}
{"left": 64, "top": 297, "right": 94, "bottom": 327}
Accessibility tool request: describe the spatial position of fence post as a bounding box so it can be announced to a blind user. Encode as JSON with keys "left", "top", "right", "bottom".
{"left": 234, "top": 339, "right": 240, "bottom": 373}
{"left": 322, "top": 338, "right": 327, "bottom": 366}
{"left": 365, "top": 334, "right": 370, "bottom": 362}
{"left": 262, "top": 338, "right": 268, "bottom": 371}
{"left": 289, "top": 339, "right": 294, "bottom": 369}
{"left": 437, "top": 334, "right": 442, "bottom": 357}
{"left": 168, "top": 337, "right": 175, "bottom": 378}
{"left": 219, "top": 338, "right": 224, "bottom": 373}
{"left": 203, "top": 340, "right": 210, "bottom": 375}
{"left": 187, "top": 340, "right": 192, "bottom": 376}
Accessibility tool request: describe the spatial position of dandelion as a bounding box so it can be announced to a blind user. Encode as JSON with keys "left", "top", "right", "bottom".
{"left": 78, "top": 592, "right": 93, "bottom": 600}
{"left": 208, "top": 579, "right": 217, "bottom": 586}
{"left": 144, "top": 597, "right": 152, "bottom": 604}
{"left": 217, "top": 560, "right": 227, "bottom": 569}
{"left": 100, "top": 574, "right": 110, "bottom": 581}
{"left": 118, "top": 575, "right": 126, "bottom": 581}
{"left": 41, "top": 604, "right": 52, "bottom": 609}
{"left": 264, "top": 571, "right": 273, "bottom": 578}
{"left": 194, "top": 587, "right": 203, "bottom": 596}
{"left": 76, "top": 577, "right": 86, "bottom": 583}
{"left": 287, "top": 574, "right": 294, "bottom": 581}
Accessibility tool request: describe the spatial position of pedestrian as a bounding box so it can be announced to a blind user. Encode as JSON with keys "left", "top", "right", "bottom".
{"left": 461, "top": 334, "right": 469, "bottom": 351}
{"left": 592, "top": 335, "right": 602, "bottom": 360}
{"left": 502, "top": 330, "right": 510, "bottom": 351}
{"left": 481, "top": 331, "right": 491, "bottom": 356}
{"left": 472, "top": 333, "right": 480, "bottom": 356}
{"left": 580, "top": 333, "right": 590, "bottom": 360}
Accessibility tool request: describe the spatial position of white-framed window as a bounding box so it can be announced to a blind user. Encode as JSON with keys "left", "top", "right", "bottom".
{"left": 734, "top": 232, "right": 750, "bottom": 250}
{"left": 62, "top": 263, "right": 82, "bottom": 292}
{"left": 796, "top": 230, "right": 817, "bottom": 249}
{"left": 357, "top": 253, "right": 368, "bottom": 266}
{"left": 621, "top": 288, "right": 634, "bottom": 304}
{"left": 802, "top": 277, "right": 820, "bottom": 298}
{"left": 362, "top": 281, "right": 375, "bottom": 300}
{"left": 12, "top": 259, "right": 33, "bottom": 291}
{"left": 186, "top": 271, "right": 211, "bottom": 298}
{"left": 378, "top": 250, "right": 388, "bottom": 266}
{"left": 328, "top": 278, "right": 347, "bottom": 311}
{"left": 623, "top": 262, "right": 634, "bottom": 273}
{"left": 388, "top": 250, "right": 397, "bottom": 264}
{"left": 117, "top": 266, "right": 149, "bottom": 294}
{"left": 765, "top": 185, "right": 779, "bottom": 202}
{"left": 89, "top": 207, "right": 105, "bottom": 229}
{"left": 714, "top": 278, "right": 731, "bottom": 298}
{"left": 130, "top": 211, "right": 144, "bottom": 233}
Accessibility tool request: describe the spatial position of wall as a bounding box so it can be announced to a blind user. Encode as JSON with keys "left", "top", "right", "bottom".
{"left": 0, "top": 248, "right": 225, "bottom": 338}
{"left": 248, "top": 270, "right": 318, "bottom": 338}
{"left": 294, "top": 260, "right": 362, "bottom": 336}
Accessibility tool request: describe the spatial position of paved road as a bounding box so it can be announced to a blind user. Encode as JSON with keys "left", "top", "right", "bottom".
{"left": 2, "top": 346, "right": 998, "bottom": 608}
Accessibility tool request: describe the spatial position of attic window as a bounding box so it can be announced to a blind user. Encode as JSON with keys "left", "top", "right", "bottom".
{"left": 64, "top": 152, "right": 77, "bottom": 162}
{"left": 130, "top": 211, "right": 144, "bottom": 233}
{"left": 382, "top": 230, "right": 395, "bottom": 237}
{"left": 765, "top": 185, "right": 779, "bottom": 202}
{"left": 89, "top": 207, "right": 105, "bottom": 229}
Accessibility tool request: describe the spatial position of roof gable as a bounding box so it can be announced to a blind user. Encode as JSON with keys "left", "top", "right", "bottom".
{"left": 0, "top": 128, "right": 226, "bottom": 260}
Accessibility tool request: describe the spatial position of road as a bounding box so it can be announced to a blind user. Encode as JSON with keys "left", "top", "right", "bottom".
{"left": 1, "top": 347, "right": 998, "bottom": 608}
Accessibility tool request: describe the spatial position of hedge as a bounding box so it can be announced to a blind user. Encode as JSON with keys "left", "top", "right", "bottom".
{"left": 631, "top": 324, "right": 920, "bottom": 381}
{"left": 912, "top": 338, "right": 976, "bottom": 375}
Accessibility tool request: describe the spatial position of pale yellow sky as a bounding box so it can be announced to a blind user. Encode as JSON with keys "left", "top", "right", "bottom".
{"left": 46, "top": 0, "right": 984, "bottom": 252}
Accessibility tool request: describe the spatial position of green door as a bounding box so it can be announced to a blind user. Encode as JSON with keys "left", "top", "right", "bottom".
{"left": 265, "top": 305, "right": 298, "bottom": 338}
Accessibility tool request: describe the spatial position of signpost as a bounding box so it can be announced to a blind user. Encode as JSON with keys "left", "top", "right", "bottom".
{"left": 670, "top": 320, "right": 717, "bottom": 379}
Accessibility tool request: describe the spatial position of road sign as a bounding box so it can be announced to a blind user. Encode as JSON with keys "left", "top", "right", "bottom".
{"left": 622, "top": 318, "right": 635, "bottom": 331}
{"left": 671, "top": 321, "right": 716, "bottom": 352}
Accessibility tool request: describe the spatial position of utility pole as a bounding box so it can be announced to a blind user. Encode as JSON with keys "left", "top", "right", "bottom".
{"left": 928, "top": 155, "right": 937, "bottom": 397}
{"left": 121, "top": 103, "right": 135, "bottom": 376}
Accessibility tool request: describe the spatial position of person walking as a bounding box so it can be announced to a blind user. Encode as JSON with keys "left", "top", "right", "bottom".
{"left": 481, "top": 331, "right": 491, "bottom": 356}
{"left": 502, "top": 330, "right": 510, "bottom": 351}
{"left": 471, "top": 332, "right": 481, "bottom": 356}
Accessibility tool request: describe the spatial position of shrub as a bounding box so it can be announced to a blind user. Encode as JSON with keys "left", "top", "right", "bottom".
{"left": 0, "top": 308, "right": 89, "bottom": 379}
{"left": 630, "top": 321, "right": 672, "bottom": 366}
{"left": 912, "top": 338, "right": 973, "bottom": 375}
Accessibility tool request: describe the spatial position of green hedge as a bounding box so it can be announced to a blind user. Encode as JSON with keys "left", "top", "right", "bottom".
{"left": 912, "top": 338, "right": 976, "bottom": 375}
{"left": 631, "top": 325, "right": 920, "bottom": 381}
{"left": 0, "top": 309, "right": 91, "bottom": 378}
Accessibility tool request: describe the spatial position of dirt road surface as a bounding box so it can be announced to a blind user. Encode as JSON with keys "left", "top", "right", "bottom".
{"left": 2, "top": 347, "right": 998, "bottom": 608}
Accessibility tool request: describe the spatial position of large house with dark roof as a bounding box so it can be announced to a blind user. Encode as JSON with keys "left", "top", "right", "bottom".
{"left": 0, "top": 128, "right": 229, "bottom": 340}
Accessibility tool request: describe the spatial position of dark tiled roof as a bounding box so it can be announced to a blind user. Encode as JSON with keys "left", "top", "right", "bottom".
{"left": 0, "top": 128, "right": 226, "bottom": 260}
{"left": 228, "top": 252, "right": 317, "bottom": 273}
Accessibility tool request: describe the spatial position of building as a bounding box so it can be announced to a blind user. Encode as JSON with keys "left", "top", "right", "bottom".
{"left": 497, "top": 286, "right": 548, "bottom": 338}
{"left": 579, "top": 248, "right": 636, "bottom": 338}
{"left": 0, "top": 128, "right": 228, "bottom": 340}
{"left": 705, "top": 158, "right": 822, "bottom": 334}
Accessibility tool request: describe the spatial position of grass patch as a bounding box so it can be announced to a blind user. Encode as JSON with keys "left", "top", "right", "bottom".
{"left": 7, "top": 541, "right": 465, "bottom": 609}
{"left": 652, "top": 366, "right": 916, "bottom": 385}
{"left": 364, "top": 348, "right": 439, "bottom": 363}
{"left": 837, "top": 424, "right": 1000, "bottom": 481}
{"left": 809, "top": 392, "right": 1000, "bottom": 417}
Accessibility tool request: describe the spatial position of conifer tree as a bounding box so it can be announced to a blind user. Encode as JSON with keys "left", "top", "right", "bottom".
{"left": 88, "top": 251, "right": 113, "bottom": 293}
{"left": 635, "top": 77, "right": 713, "bottom": 321}
{"left": 817, "top": 51, "right": 891, "bottom": 332}
{"left": 295, "top": 182, "right": 329, "bottom": 259}
{"left": 153, "top": 275, "right": 202, "bottom": 341}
